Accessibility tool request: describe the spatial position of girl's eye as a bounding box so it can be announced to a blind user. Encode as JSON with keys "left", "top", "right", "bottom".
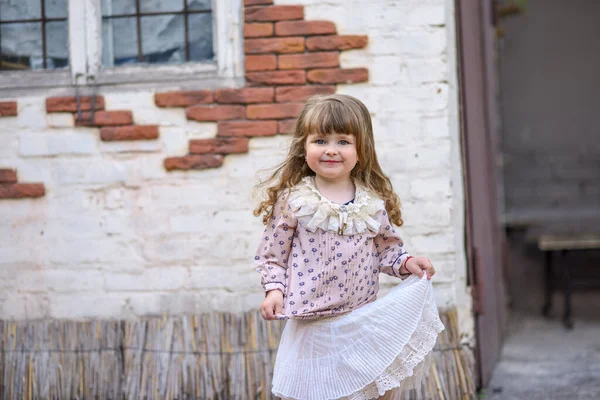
{"left": 315, "top": 139, "right": 326, "bottom": 144}
{"left": 339, "top": 140, "right": 350, "bottom": 145}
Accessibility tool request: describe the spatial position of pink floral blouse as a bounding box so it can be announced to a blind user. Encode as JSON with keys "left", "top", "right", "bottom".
{"left": 254, "top": 177, "right": 411, "bottom": 319}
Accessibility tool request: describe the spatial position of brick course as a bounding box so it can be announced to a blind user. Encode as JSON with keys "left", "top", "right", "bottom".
{"left": 0, "top": 169, "right": 17, "bottom": 184}
{"left": 189, "top": 138, "right": 249, "bottom": 154}
{"left": 306, "top": 35, "right": 368, "bottom": 51}
{"left": 164, "top": 155, "right": 224, "bottom": 171}
{"left": 186, "top": 105, "right": 246, "bottom": 122}
{"left": 155, "top": 91, "right": 213, "bottom": 107}
{"left": 278, "top": 119, "right": 297, "bottom": 134}
{"left": 75, "top": 110, "right": 133, "bottom": 127}
{"left": 307, "top": 68, "right": 369, "bottom": 84}
{"left": 46, "top": 96, "right": 105, "bottom": 113}
{"left": 217, "top": 121, "right": 278, "bottom": 137}
{"left": 245, "top": 54, "right": 277, "bottom": 71}
{"left": 244, "top": 23, "right": 274, "bottom": 38}
{"left": 0, "top": 168, "right": 45, "bottom": 199}
{"left": 245, "top": 37, "right": 305, "bottom": 54}
{"left": 100, "top": 125, "right": 159, "bottom": 141}
{"left": 215, "top": 88, "right": 274, "bottom": 104}
{"left": 245, "top": 6, "right": 304, "bottom": 22}
{"left": 278, "top": 52, "right": 339, "bottom": 70}
{"left": 247, "top": 103, "right": 304, "bottom": 120}
{"left": 0, "top": 183, "right": 45, "bottom": 199}
{"left": 245, "top": 70, "right": 307, "bottom": 85}
{"left": 275, "top": 21, "right": 336, "bottom": 36}
{"left": 0, "top": 101, "right": 17, "bottom": 117}
{"left": 275, "top": 85, "right": 336, "bottom": 102}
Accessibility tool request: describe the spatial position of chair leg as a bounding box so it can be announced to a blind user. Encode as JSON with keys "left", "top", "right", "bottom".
{"left": 542, "top": 251, "right": 553, "bottom": 317}
{"left": 562, "top": 250, "right": 573, "bottom": 329}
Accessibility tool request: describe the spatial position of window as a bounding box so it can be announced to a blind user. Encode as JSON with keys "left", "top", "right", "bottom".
{"left": 0, "top": 0, "right": 69, "bottom": 70}
{"left": 101, "top": 0, "right": 214, "bottom": 67}
{"left": 0, "top": 0, "right": 243, "bottom": 90}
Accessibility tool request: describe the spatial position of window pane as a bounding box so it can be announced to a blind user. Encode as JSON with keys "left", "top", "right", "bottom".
{"left": 0, "top": 22, "right": 42, "bottom": 70}
{"left": 101, "top": 0, "right": 135, "bottom": 16}
{"left": 45, "top": 21, "right": 68, "bottom": 69}
{"left": 188, "top": 13, "right": 213, "bottom": 62}
{"left": 0, "top": 0, "right": 41, "bottom": 21}
{"left": 187, "top": 0, "right": 211, "bottom": 11}
{"left": 140, "top": 0, "right": 182, "bottom": 13}
{"left": 141, "top": 15, "right": 184, "bottom": 64}
{"left": 45, "top": 0, "right": 68, "bottom": 19}
{"left": 102, "top": 17, "right": 138, "bottom": 66}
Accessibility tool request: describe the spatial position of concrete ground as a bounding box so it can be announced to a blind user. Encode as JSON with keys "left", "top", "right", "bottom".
{"left": 485, "top": 312, "right": 600, "bottom": 400}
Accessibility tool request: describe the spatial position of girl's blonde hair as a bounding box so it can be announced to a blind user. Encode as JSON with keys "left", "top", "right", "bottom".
{"left": 254, "top": 94, "right": 403, "bottom": 226}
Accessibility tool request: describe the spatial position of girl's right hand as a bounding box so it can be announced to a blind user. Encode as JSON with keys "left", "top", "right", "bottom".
{"left": 260, "top": 289, "right": 284, "bottom": 320}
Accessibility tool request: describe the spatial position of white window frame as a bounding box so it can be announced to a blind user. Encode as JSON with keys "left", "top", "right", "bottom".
{"left": 0, "top": 0, "right": 243, "bottom": 91}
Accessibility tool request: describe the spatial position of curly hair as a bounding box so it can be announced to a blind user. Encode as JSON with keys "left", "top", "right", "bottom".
{"left": 253, "top": 94, "right": 403, "bottom": 226}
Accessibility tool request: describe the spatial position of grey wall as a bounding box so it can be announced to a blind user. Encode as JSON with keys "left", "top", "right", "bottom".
{"left": 498, "top": 0, "right": 600, "bottom": 316}
{"left": 499, "top": 0, "right": 600, "bottom": 218}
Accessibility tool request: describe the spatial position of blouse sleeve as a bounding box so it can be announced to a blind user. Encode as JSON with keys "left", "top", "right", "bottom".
{"left": 254, "top": 194, "right": 298, "bottom": 294}
{"left": 373, "top": 209, "right": 411, "bottom": 279}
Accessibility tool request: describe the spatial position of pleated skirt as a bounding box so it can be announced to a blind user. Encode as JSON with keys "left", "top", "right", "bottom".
{"left": 272, "top": 274, "right": 445, "bottom": 400}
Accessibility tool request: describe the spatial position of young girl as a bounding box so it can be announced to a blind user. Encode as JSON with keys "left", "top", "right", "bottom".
{"left": 253, "top": 94, "right": 444, "bottom": 400}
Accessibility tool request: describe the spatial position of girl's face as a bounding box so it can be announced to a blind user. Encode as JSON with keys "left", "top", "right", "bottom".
{"left": 305, "top": 132, "right": 358, "bottom": 183}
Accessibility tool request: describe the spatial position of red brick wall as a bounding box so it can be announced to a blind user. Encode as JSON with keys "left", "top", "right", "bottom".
{"left": 158, "top": 0, "right": 369, "bottom": 171}
{"left": 0, "top": 0, "right": 369, "bottom": 198}
{"left": 0, "top": 169, "right": 45, "bottom": 199}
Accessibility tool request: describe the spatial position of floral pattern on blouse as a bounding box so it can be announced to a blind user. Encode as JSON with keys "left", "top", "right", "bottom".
{"left": 255, "top": 179, "right": 410, "bottom": 319}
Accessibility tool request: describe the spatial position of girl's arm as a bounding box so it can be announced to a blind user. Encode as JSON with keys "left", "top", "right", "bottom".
{"left": 373, "top": 210, "right": 412, "bottom": 279}
{"left": 254, "top": 194, "right": 298, "bottom": 294}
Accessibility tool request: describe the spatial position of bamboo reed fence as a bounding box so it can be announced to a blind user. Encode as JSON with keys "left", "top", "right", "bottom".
{"left": 0, "top": 309, "right": 475, "bottom": 399}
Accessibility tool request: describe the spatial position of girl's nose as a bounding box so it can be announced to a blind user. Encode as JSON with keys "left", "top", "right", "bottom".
{"left": 325, "top": 148, "right": 337, "bottom": 156}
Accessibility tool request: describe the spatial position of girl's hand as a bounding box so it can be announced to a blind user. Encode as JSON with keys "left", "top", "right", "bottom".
{"left": 404, "top": 256, "right": 436, "bottom": 280}
{"left": 260, "top": 289, "right": 284, "bottom": 320}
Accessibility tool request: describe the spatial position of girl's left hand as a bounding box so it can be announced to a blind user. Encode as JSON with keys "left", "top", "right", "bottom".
{"left": 404, "top": 257, "right": 435, "bottom": 280}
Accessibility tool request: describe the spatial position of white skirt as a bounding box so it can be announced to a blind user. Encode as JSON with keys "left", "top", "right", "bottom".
{"left": 272, "top": 274, "right": 445, "bottom": 400}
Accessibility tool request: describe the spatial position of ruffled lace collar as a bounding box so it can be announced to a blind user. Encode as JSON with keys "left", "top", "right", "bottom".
{"left": 288, "top": 177, "right": 384, "bottom": 235}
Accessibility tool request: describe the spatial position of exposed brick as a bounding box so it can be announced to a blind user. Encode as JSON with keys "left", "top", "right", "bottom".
{"left": 276, "top": 85, "right": 336, "bottom": 102}
{"left": 278, "top": 52, "right": 339, "bottom": 70}
{"left": 247, "top": 103, "right": 304, "bottom": 120}
{"left": 275, "top": 21, "right": 336, "bottom": 36}
{"left": 100, "top": 125, "right": 159, "bottom": 141}
{"left": 0, "top": 183, "right": 45, "bottom": 199}
{"left": 307, "top": 68, "right": 369, "bottom": 84}
{"left": 306, "top": 35, "right": 368, "bottom": 51}
{"left": 245, "top": 6, "right": 303, "bottom": 22}
{"left": 0, "top": 169, "right": 17, "bottom": 183}
{"left": 155, "top": 90, "right": 214, "bottom": 107}
{"left": 245, "top": 0, "right": 273, "bottom": 5}
{"left": 164, "top": 155, "right": 224, "bottom": 171}
{"left": 245, "top": 54, "right": 277, "bottom": 71}
{"left": 75, "top": 110, "right": 133, "bottom": 126}
{"left": 278, "top": 119, "right": 297, "bottom": 134}
{"left": 0, "top": 101, "right": 17, "bottom": 117}
{"left": 189, "top": 138, "right": 249, "bottom": 154}
{"left": 216, "top": 88, "right": 274, "bottom": 104}
{"left": 46, "top": 96, "right": 105, "bottom": 113}
{"left": 246, "top": 70, "right": 306, "bottom": 86}
{"left": 244, "top": 23, "right": 274, "bottom": 38}
{"left": 217, "top": 121, "right": 278, "bottom": 137}
{"left": 245, "top": 37, "right": 304, "bottom": 54}
{"left": 186, "top": 105, "right": 246, "bottom": 122}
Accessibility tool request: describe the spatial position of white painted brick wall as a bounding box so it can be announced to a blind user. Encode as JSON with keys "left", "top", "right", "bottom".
{"left": 0, "top": 0, "right": 470, "bottom": 337}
